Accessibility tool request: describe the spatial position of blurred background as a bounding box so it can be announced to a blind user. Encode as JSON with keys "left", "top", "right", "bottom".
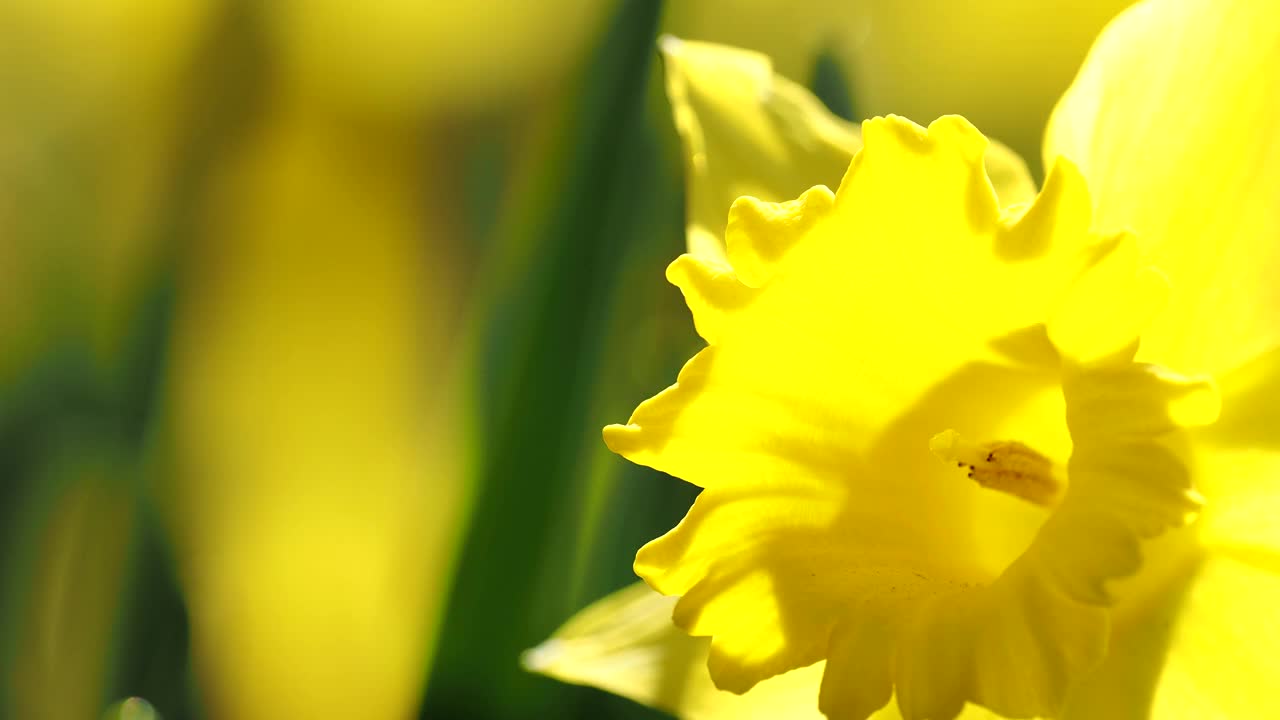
{"left": 0, "top": 1, "right": 1132, "bottom": 718}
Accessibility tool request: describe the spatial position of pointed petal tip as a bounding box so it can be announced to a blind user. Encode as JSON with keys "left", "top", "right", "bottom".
{"left": 995, "top": 151, "right": 1093, "bottom": 261}
{"left": 664, "top": 252, "right": 719, "bottom": 284}
{"left": 704, "top": 641, "right": 770, "bottom": 696}
{"left": 1037, "top": 155, "right": 1090, "bottom": 218}
{"left": 927, "top": 114, "right": 989, "bottom": 159}
{"left": 657, "top": 33, "right": 683, "bottom": 57}
{"left": 520, "top": 639, "right": 563, "bottom": 673}
{"left": 1044, "top": 152, "right": 1086, "bottom": 185}
{"left": 603, "top": 423, "right": 640, "bottom": 454}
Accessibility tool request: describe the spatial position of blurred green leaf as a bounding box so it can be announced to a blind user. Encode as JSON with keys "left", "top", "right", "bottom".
{"left": 422, "top": 1, "right": 699, "bottom": 718}
{"left": 809, "top": 48, "right": 859, "bottom": 122}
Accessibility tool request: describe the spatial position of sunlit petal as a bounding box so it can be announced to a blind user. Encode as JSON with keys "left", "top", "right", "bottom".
{"left": 661, "top": 39, "right": 1036, "bottom": 263}
{"left": 1045, "top": 0, "right": 1280, "bottom": 376}
{"left": 1146, "top": 556, "right": 1280, "bottom": 718}
{"left": 524, "top": 583, "right": 828, "bottom": 720}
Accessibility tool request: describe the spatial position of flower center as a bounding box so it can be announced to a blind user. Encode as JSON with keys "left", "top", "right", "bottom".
{"left": 929, "top": 429, "right": 1063, "bottom": 507}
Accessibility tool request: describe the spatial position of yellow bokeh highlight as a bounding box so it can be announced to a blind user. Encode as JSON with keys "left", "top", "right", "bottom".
{"left": 164, "top": 102, "right": 469, "bottom": 719}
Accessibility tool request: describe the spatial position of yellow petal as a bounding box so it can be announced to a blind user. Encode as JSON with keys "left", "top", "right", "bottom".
{"left": 1184, "top": 331, "right": 1280, "bottom": 563}
{"left": 1046, "top": 233, "right": 1169, "bottom": 367}
{"left": 1066, "top": 536, "right": 1280, "bottom": 720}
{"left": 1193, "top": 449, "right": 1280, "bottom": 575}
{"left": 526, "top": 583, "right": 1013, "bottom": 720}
{"left": 1057, "top": 537, "right": 1199, "bottom": 720}
{"left": 636, "top": 480, "right": 855, "bottom": 692}
{"left": 982, "top": 141, "right": 1038, "bottom": 211}
{"left": 660, "top": 37, "right": 860, "bottom": 263}
{"left": 1045, "top": 0, "right": 1280, "bottom": 376}
{"left": 1200, "top": 346, "right": 1280, "bottom": 454}
{"left": 609, "top": 115, "right": 1200, "bottom": 719}
{"left": 1142, "top": 555, "right": 1280, "bottom": 719}
{"left": 725, "top": 186, "right": 835, "bottom": 288}
{"left": 524, "top": 583, "right": 827, "bottom": 720}
{"left": 660, "top": 39, "right": 1036, "bottom": 263}
{"left": 1060, "top": 364, "right": 1216, "bottom": 581}
{"left": 527, "top": 584, "right": 1018, "bottom": 720}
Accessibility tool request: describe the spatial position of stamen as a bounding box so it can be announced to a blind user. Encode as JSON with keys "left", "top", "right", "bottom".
{"left": 929, "top": 429, "right": 1062, "bottom": 507}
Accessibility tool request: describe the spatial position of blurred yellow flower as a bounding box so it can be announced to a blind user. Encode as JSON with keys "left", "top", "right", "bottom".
{"left": 152, "top": 4, "right": 616, "bottom": 717}
{"left": 530, "top": 0, "right": 1280, "bottom": 718}
{"left": 163, "top": 101, "right": 468, "bottom": 720}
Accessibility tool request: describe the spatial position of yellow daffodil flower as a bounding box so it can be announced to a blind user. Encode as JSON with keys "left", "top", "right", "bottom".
{"left": 529, "top": 0, "right": 1279, "bottom": 718}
